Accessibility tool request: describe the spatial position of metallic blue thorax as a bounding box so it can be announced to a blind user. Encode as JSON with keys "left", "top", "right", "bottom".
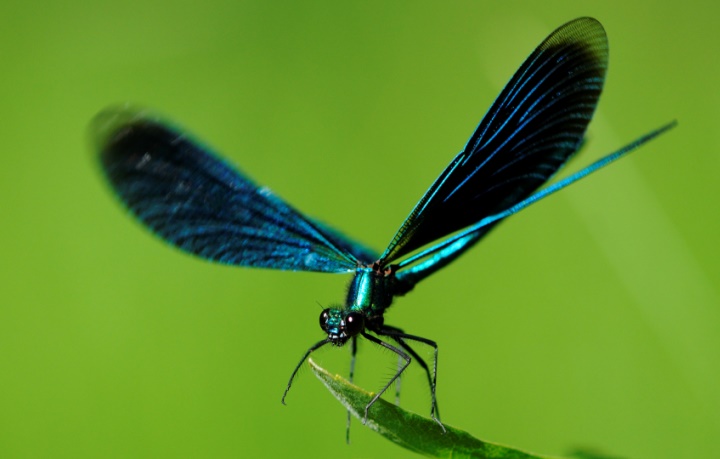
{"left": 346, "top": 267, "right": 396, "bottom": 317}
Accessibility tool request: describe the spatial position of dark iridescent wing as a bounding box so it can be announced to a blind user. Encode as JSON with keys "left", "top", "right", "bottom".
{"left": 309, "top": 218, "right": 379, "bottom": 264}
{"left": 94, "top": 107, "right": 374, "bottom": 272}
{"left": 380, "top": 17, "right": 608, "bottom": 264}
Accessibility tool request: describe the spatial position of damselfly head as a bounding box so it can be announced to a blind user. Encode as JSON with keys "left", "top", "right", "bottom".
{"left": 320, "top": 308, "right": 365, "bottom": 345}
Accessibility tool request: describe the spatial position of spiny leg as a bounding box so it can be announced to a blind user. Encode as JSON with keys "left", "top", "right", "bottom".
{"left": 381, "top": 325, "right": 420, "bottom": 406}
{"left": 377, "top": 327, "right": 444, "bottom": 432}
{"left": 382, "top": 325, "right": 441, "bottom": 420}
{"left": 346, "top": 336, "right": 358, "bottom": 444}
{"left": 360, "top": 332, "right": 411, "bottom": 424}
{"left": 395, "top": 352, "right": 403, "bottom": 405}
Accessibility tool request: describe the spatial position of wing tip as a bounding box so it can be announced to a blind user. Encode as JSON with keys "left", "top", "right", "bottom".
{"left": 544, "top": 17, "right": 608, "bottom": 60}
{"left": 90, "top": 105, "right": 146, "bottom": 151}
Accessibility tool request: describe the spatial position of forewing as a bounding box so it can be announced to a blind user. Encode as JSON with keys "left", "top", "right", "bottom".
{"left": 380, "top": 17, "right": 608, "bottom": 263}
{"left": 94, "top": 107, "right": 362, "bottom": 273}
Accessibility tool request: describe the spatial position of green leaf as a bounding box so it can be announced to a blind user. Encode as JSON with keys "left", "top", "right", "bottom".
{"left": 309, "top": 358, "right": 562, "bottom": 459}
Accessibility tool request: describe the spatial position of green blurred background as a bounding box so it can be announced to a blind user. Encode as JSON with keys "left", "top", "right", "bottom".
{"left": 1, "top": 1, "right": 717, "bottom": 458}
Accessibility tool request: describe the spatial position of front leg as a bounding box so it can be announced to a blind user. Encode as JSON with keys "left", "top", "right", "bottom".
{"left": 360, "top": 332, "right": 411, "bottom": 424}
{"left": 345, "top": 336, "right": 358, "bottom": 444}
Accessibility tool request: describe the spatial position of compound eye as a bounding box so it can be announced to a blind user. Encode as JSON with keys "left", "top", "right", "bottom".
{"left": 319, "top": 309, "right": 330, "bottom": 332}
{"left": 344, "top": 312, "right": 364, "bottom": 336}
